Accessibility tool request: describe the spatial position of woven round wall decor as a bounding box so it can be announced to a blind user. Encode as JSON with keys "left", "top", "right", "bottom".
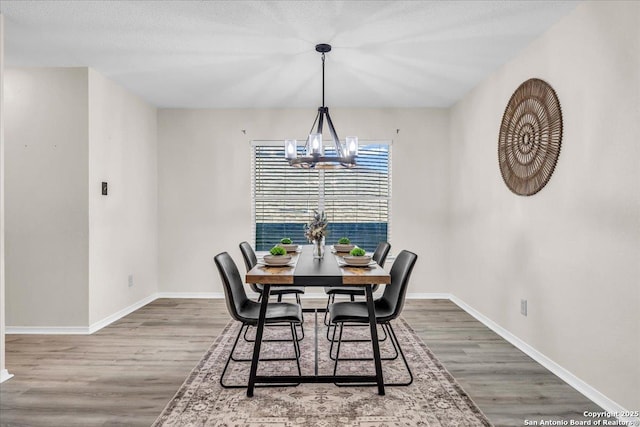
{"left": 498, "top": 78, "right": 563, "bottom": 196}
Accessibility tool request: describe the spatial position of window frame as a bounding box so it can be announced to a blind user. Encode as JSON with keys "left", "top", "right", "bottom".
{"left": 250, "top": 139, "right": 392, "bottom": 252}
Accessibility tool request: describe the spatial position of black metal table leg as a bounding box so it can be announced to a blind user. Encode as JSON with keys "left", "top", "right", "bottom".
{"left": 247, "top": 283, "right": 270, "bottom": 397}
{"left": 365, "top": 284, "right": 385, "bottom": 395}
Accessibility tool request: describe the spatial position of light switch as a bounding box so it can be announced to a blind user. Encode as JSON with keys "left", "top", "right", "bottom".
{"left": 102, "top": 182, "right": 108, "bottom": 195}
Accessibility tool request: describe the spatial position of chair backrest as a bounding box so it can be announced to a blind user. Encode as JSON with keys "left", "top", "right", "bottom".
{"left": 239, "top": 241, "right": 262, "bottom": 294}
{"left": 379, "top": 250, "right": 418, "bottom": 321}
{"left": 372, "top": 242, "right": 391, "bottom": 267}
{"left": 239, "top": 241, "right": 257, "bottom": 270}
{"left": 370, "top": 242, "right": 391, "bottom": 293}
{"left": 214, "top": 252, "right": 251, "bottom": 323}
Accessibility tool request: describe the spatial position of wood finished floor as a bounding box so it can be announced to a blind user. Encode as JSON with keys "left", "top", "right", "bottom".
{"left": 0, "top": 298, "right": 608, "bottom": 426}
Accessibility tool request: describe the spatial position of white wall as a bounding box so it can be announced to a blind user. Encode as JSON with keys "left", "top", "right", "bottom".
{"left": 158, "top": 108, "right": 450, "bottom": 295}
{"left": 88, "top": 69, "right": 158, "bottom": 325}
{"left": 0, "top": 12, "right": 11, "bottom": 382}
{"left": 4, "top": 68, "right": 89, "bottom": 327}
{"left": 449, "top": 0, "right": 639, "bottom": 410}
{"left": 4, "top": 67, "right": 158, "bottom": 329}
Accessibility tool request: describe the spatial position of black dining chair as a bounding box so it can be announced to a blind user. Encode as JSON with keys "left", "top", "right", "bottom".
{"left": 239, "top": 241, "right": 305, "bottom": 304}
{"left": 328, "top": 249, "right": 417, "bottom": 386}
{"left": 240, "top": 241, "right": 306, "bottom": 341}
{"left": 214, "top": 252, "right": 303, "bottom": 389}
{"left": 323, "top": 242, "right": 391, "bottom": 335}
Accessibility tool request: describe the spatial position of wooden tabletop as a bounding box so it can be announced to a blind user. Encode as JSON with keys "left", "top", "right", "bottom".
{"left": 245, "top": 245, "right": 391, "bottom": 287}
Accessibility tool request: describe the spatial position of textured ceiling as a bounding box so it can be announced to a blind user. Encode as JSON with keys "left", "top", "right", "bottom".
{"left": 0, "top": 1, "right": 578, "bottom": 108}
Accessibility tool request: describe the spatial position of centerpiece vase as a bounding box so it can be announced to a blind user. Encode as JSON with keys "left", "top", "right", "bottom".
{"left": 313, "top": 236, "right": 325, "bottom": 259}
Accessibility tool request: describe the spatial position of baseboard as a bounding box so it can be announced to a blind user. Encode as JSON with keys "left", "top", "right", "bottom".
{"left": 88, "top": 294, "right": 158, "bottom": 334}
{"left": 6, "top": 325, "right": 91, "bottom": 334}
{"left": 407, "top": 292, "right": 452, "bottom": 299}
{"left": 7, "top": 294, "right": 160, "bottom": 335}
{"left": 1, "top": 369, "right": 14, "bottom": 383}
{"left": 155, "top": 292, "right": 224, "bottom": 299}
{"left": 448, "top": 294, "right": 637, "bottom": 423}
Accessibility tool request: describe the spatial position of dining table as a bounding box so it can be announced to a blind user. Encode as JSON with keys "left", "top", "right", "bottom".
{"left": 244, "top": 244, "right": 391, "bottom": 397}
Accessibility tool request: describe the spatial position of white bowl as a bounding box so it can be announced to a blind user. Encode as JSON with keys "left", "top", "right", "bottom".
{"left": 278, "top": 244, "right": 299, "bottom": 252}
{"left": 263, "top": 254, "right": 292, "bottom": 266}
{"left": 334, "top": 244, "right": 355, "bottom": 252}
{"left": 342, "top": 255, "right": 372, "bottom": 266}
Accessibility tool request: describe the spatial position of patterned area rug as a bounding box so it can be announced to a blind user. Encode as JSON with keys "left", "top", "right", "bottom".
{"left": 154, "top": 312, "right": 492, "bottom": 426}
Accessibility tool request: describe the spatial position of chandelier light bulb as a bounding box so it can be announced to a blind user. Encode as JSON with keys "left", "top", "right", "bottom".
{"left": 309, "top": 133, "right": 323, "bottom": 155}
{"left": 346, "top": 136, "right": 358, "bottom": 157}
{"left": 285, "top": 139, "right": 297, "bottom": 159}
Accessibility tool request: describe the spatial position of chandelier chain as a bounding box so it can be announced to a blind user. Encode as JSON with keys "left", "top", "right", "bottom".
{"left": 321, "top": 52, "right": 326, "bottom": 107}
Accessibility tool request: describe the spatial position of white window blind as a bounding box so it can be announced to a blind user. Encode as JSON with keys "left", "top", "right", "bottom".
{"left": 252, "top": 141, "right": 391, "bottom": 252}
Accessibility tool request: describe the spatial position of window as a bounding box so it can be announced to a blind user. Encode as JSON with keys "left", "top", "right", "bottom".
{"left": 252, "top": 140, "right": 391, "bottom": 252}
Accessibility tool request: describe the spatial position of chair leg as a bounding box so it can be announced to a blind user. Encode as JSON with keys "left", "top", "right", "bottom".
{"left": 325, "top": 294, "right": 340, "bottom": 341}
{"left": 327, "top": 321, "right": 388, "bottom": 344}
{"left": 323, "top": 295, "right": 331, "bottom": 326}
{"left": 290, "top": 323, "right": 300, "bottom": 359}
{"left": 382, "top": 322, "right": 413, "bottom": 386}
{"left": 220, "top": 323, "right": 248, "bottom": 388}
{"left": 222, "top": 322, "right": 302, "bottom": 388}
{"left": 328, "top": 318, "right": 338, "bottom": 362}
{"left": 332, "top": 322, "right": 412, "bottom": 388}
{"left": 326, "top": 321, "right": 346, "bottom": 341}
{"left": 332, "top": 323, "right": 344, "bottom": 379}
{"left": 324, "top": 293, "right": 336, "bottom": 327}
{"left": 233, "top": 322, "right": 301, "bottom": 363}
{"left": 325, "top": 294, "right": 388, "bottom": 343}
{"left": 290, "top": 323, "right": 302, "bottom": 378}
{"left": 295, "top": 293, "right": 305, "bottom": 341}
{"left": 244, "top": 322, "right": 304, "bottom": 343}
{"left": 325, "top": 297, "right": 334, "bottom": 340}
{"left": 328, "top": 323, "right": 397, "bottom": 361}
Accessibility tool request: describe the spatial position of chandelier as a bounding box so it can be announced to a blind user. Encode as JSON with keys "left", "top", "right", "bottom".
{"left": 285, "top": 44, "right": 358, "bottom": 169}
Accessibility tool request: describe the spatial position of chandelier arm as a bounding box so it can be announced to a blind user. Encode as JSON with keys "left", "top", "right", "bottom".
{"left": 317, "top": 107, "right": 325, "bottom": 135}
{"left": 324, "top": 109, "right": 344, "bottom": 156}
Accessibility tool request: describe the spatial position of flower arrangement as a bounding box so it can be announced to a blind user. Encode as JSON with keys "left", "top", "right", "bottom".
{"left": 304, "top": 210, "right": 328, "bottom": 243}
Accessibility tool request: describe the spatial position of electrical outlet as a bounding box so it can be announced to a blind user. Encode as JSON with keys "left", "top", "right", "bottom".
{"left": 520, "top": 299, "right": 527, "bottom": 316}
{"left": 128, "top": 274, "right": 134, "bottom": 288}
